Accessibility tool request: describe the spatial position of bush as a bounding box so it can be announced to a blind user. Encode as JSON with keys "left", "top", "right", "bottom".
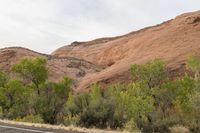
{"left": 0, "top": 80, "right": 30, "bottom": 119}
{"left": 130, "top": 58, "right": 166, "bottom": 88}
{"left": 0, "top": 106, "right": 3, "bottom": 118}
{"left": 123, "top": 119, "right": 138, "bottom": 132}
{"left": 66, "top": 84, "right": 117, "bottom": 128}
{"left": 0, "top": 56, "right": 199, "bottom": 132}
{"left": 34, "top": 77, "right": 71, "bottom": 124}
{"left": 63, "top": 114, "right": 80, "bottom": 126}
{"left": 16, "top": 115, "right": 44, "bottom": 123}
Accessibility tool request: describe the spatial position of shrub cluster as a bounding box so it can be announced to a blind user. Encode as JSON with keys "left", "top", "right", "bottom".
{"left": 0, "top": 56, "right": 199, "bottom": 133}
{"left": 0, "top": 58, "right": 71, "bottom": 124}
{"left": 65, "top": 57, "right": 200, "bottom": 133}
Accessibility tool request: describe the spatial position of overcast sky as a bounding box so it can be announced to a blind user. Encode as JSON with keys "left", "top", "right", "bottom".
{"left": 0, "top": 0, "right": 200, "bottom": 53}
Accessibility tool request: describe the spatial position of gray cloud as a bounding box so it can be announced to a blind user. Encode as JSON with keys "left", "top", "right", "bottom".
{"left": 0, "top": 0, "right": 200, "bottom": 53}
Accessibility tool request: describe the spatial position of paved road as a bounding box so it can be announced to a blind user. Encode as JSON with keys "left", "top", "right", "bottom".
{"left": 0, "top": 122, "right": 84, "bottom": 133}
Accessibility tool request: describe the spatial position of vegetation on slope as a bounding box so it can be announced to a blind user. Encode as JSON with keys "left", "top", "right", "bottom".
{"left": 0, "top": 56, "right": 199, "bottom": 133}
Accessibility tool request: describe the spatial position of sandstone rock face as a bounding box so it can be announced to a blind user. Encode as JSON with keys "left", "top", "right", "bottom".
{"left": 52, "top": 11, "right": 200, "bottom": 91}
{"left": 1, "top": 11, "right": 200, "bottom": 91}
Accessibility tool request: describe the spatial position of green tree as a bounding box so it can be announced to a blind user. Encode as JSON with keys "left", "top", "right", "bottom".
{"left": 0, "top": 71, "right": 8, "bottom": 87}
{"left": 187, "top": 55, "right": 200, "bottom": 79}
{"left": 151, "top": 80, "right": 179, "bottom": 127}
{"left": 127, "top": 82, "right": 154, "bottom": 121}
{"left": 0, "top": 80, "right": 30, "bottom": 119}
{"left": 12, "top": 58, "right": 48, "bottom": 95}
{"left": 107, "top": 82, "right": 154, "bottom": 130}
{"left": 175, "top": 76, "right": 195, "bottom": 114}
{"left": 130, "top": 59, "right": 166, "bottom": 89}
{"left": 36, "top": 77, "right": 71, "bottom": 124}
{"left": 184, "top": 56, "right": 200, "bottom": 132}
{"left": 130, "top": 59, "right": 171, "bottom": 132}
{"left": 106, "top": 84, "right": 127, "bottom": 128}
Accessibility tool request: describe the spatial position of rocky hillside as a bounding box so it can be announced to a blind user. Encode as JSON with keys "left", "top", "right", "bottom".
{"left": 1, "top": 11, "right": 200, "bottom": 91}
{"left": 0, "top": 47, "right": 102, "bottom": 90}
{"left": 53, "top": 11, "right": 200, "bottom": 91}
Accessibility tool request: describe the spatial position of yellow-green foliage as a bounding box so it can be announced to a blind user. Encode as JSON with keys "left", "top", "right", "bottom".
{"left": 0, "top": 57, "right": 199, "bottom": 133}
{"left": 63, "top": 114, "right": 80, "bottom": 126}
{"left": 16, "top": 115, "right": 44, "bottom": 123}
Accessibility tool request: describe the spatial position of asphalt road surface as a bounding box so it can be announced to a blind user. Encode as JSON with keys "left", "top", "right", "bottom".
{"left": 0, "top": 122, "right": 84, "bottom": 133}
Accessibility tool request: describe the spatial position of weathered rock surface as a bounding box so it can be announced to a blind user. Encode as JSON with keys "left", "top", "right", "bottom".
{"left": 53, "top": 11, "right": 200, "bottom": 91}
{"left": 1, "top": 11, "right": 200, "bottom": 91}
{"left": 0, "top": 47, "right": 102, "bottom": 90}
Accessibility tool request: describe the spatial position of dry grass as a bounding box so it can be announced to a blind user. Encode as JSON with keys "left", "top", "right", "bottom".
{"left": 0, "top": 119, "right": 140, "bottom": 133}
{"left": 170, "top": 126, "right": 189, "bottom": 133}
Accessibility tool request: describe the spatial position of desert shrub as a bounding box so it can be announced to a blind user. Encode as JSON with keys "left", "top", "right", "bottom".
{"left": 0, "top": 106, "right": 3, "bottom": 118}
{"left": 0, "top": 58, "right": 73, "bottom": 125}
{"left": 0, "top": 80, "right": 30, "bottom": 119}
{"left": 66, "top": 92, "right": 90, "bottom": 116}
{"left": 66, "top": 84, "right": 117, "bottom": 128}
{"left": 35, "top": 77, "right": 71, "bottom": 124}
{"left": 0, "top": 56, "right": 199, "bottom": 132}
{"left": 123, "top": 118, "right": 138, "bottom": 132}
{"left": 0, "top": 71, "right": 8, "bottom": 87}
{"left": 186, "top": 55, "right": 200, "bottom": 79}
{"left": 105, "top": 82, "right": 155, "bottom": 131}
{"left": 106, "top": 84, "right": 128, "bottom": 128}
{"left": 16, "top": 114, "right": 44, "bottom": 123}
{"left": 63, "top": 114, "right": 80, "bottom": 126}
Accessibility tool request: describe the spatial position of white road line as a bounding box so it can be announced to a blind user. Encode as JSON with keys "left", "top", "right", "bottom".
{"left": 0, "top": 125, "right": 55, "bottom": 133}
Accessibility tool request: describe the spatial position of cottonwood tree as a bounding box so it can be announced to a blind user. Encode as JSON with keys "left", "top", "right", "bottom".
{"left": 12, "top": 58, "right": 48, "bottom": 95}
{"left": 130, "top": 59, "right": 166, "bottom": 89}
{"left": 0, "top": 80, "right": 30, "bottom": 119}
{"left": 35, "top": 77, "right": 72, "bottom": 124}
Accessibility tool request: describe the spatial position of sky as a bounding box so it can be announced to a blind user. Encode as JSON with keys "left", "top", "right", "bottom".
{"left": 0, "top": 0, "right": 200, "bottom": 53}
